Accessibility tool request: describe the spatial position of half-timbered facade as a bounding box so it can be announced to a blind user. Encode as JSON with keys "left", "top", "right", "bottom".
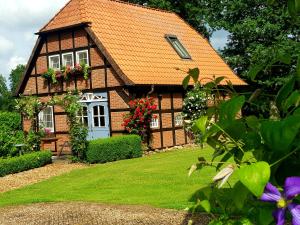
{"left": 16, "top": 0, "right": 246, "bottom": 154}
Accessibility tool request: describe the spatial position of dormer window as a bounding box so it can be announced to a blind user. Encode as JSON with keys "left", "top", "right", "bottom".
{"left": 48, "top": 55, "right": 60, "bottom": 70}
{"left": 165, "top": 35, "right": 191, "bottom": 59}
{"left": 76, "top": 50, "right": 89, "bottom": 65}
{"left": 62, "top": 52, "right": 74, "bottom": 67}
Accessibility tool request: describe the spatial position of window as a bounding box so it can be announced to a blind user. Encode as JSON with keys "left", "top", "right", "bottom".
{"left": 165, "top": 35, "right": 191, "bottom": 59}
{"left": 62, "top": 52, "right": 74, "bottom": 67}
{"left": 76, "top": 50, "right": 89, "bottom": 65}
{"left": 48, "top": 55, "right": 60, "bottom": 70}
{"left": 150, "top": 115, "right": 159, "bottom": 128}
{"left": 174, "top": 114, "right": 183, "bottom": 126}
{"left": 38, "top": 106, "right": 54, "bottom": 132}
{"left": 93, "top": 105, "right": 106, "bottom": 127}
{"left": 77, "top": 106, "right": 89, "bottom": 127}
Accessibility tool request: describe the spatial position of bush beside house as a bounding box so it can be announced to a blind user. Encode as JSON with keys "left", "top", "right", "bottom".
{"left": 87, "top": 135, "right": 142, "bottom": 163}
{"left": 0, "top": 112, "right": 25, "bottom": 157}
{"left": 0, "top": 151, "right": 52, "bottom": 177}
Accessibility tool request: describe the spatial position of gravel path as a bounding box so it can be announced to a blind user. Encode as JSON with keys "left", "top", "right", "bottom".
{"left": 0, "top": 159, "right": 88, "bottom": 193}
{"left": 0, "top": 202, "right": 210, "bottom": 225}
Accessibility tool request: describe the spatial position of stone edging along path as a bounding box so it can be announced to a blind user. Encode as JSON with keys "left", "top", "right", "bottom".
{"left": 0, "top": 202, "right": 211, "bottom": 225}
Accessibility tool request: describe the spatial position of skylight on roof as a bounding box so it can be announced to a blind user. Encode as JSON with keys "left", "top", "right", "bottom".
{"left": 165, "top": 35, "right": 191, "bottom": 59}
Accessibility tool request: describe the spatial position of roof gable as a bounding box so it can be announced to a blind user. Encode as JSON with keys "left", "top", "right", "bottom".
{"left": 40, "top": 0, "right": 89, "bottom": 32}
{"left": 40, "top": 0, "right": 246, "bottom": 86}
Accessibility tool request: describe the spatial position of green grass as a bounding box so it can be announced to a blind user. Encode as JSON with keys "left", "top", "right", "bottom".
{"left": 0, "top": 148, "right": 217, "bottom": 209}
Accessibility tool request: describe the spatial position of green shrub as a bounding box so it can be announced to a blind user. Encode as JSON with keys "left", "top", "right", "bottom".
{"left": 87, "top": 135, "right": 142, "bottom": 163}
{"left": 0, "top": 111, "right": 24, "bottom": 157}
{"left": 0, "top": 111, "right": 22, "bottom": 131}
{"left": 0, "top": 151, "right": 52, "bottom": 177}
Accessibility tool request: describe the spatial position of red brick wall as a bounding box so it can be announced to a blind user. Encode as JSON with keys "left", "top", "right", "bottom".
{"left": 91, "top": 69, "right": 105, "bottom": 88}
{"left": 111, "top": 112, "right": 125, "bottom": 131}
{"left": 74, "top": 29, "right": 88, "bottom": 48}
{"left": 60, "top": 31, "right": 73, "bottom": 50}
{"left": 109, "top": 90, "right": 129, "bottom": 109}
{"left": 23, "top": 77, "right": 36, "bottom": 95}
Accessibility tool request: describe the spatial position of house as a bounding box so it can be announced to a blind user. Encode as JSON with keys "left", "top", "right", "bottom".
{"left": 16, "top": 0, "right": 246, "bottom": 153}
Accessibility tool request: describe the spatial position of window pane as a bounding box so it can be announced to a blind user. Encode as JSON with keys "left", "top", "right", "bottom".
{"left": 38, "top": 107, "right": 53, "bottom": 131}
{"left": 83, "top": 106, "right": 88, "bottom": 116}
{"left": 83, "top": 117, "right": 88, "bottom": 127}
{"left": 63, "top": 53, "right": 73, "bottom": 67}
{"left": 50, "top": 56, "right": 60, "bottom": 70}
{"left": 99, "top": 106, "right": 104, "bottom": 115}
{"left": 94, "top": 117, "right": 99, "bottom": 127}
{"left": 167, "top": 36, "right": 191, "bottom": 59}
{"left": 78, "top": 52, "right": 88, "bottom": 65}
{"left": 100, "top": 117, "right": 105, "bottom": 127}
{"left": 93, "top": 106, "right": 99, "bottom": 116}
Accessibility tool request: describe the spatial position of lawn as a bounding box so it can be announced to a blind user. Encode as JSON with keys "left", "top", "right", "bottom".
{"left": 0, "top": 147, "right": 217, "bottom": 209}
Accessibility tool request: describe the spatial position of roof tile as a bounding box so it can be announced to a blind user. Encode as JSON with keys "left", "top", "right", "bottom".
{"left": 41, "top": 0, "right": 246, "bottom": 85}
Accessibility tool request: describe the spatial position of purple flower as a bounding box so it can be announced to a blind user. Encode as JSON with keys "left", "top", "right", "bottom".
{"left": 261, "top": 177, "right": 300, "bottom": 225}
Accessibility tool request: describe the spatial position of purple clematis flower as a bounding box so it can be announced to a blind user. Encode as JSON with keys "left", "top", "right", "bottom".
{"left": 260, "top": 177, "right": 300, "bottom": 225}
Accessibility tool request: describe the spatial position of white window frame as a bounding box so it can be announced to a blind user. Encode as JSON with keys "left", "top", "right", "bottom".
{"left": 62, "top": 52, "right": 74, "bottom": 67}
{"left": 48, "top": 54, "right": 61, "bottom": 71}
{"left": 76, "top": 50, "right": 89, "bottom": 66}
{"left": 174, "top": 114, "right": 183, "bottom": 126}
{"left": 38, "top": 106, "right": 54, "bottom": 132}
{"left": 92, "top": 105, "right": 106, "bottom": 128}
{"left": 150, "top": 115, "right": 159, "bottom": 129}
{"left": 76, "top": 105, "right": 89, "bottom": 127}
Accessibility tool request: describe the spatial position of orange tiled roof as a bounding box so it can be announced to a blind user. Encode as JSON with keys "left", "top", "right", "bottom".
{"left": 41, "top": 0, "right": 246, "bottom": 86}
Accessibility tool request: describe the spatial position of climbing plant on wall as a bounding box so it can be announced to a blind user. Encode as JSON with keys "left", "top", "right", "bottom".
{"left": 56, "top": 91, "right": 88, "bottom": 160}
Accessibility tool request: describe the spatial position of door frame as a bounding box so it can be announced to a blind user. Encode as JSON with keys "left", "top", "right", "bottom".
{"left": 78, "top": 92, "right": 110, "bottom": 140}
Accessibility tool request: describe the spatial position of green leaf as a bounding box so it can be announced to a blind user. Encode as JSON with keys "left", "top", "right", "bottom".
{"left": 275, "top": 77, "right": 295, "bottom": 110}
{"left": 288, "top": 0, "right": 297, "bottom": 17}
{"left": 238, "top": 161, "right": 270, "bottom": 197}
{"left": 194, "top": 116, "right": 208, "bottom": 134}
{"left": 283, "top": 90, "right": 300, "bottom": 112}
{"left": 296, "top": 0, "right": 300, "bottom": 13}
{"left": 219, "top": 96, "right": 245, "bottom": 122}
{"left": 199, "top": 199, "right": 211, "bottom": 213}
{"left": 258, "top": 207, "right": 274, "bottom": 225}
{"left": 248, "top": 65, "right": 264, "bottom": 81}
{"left": 296, "top": 55, "right": 300, "bottom": 82}
{"left": 232, "top": 182, "right": 250, "bottom": 210}
{"left": 182, "top": 75, "right": 190, "bottom": 89}
{"left": 188, "top": 68, "right": 200, "bottom": 83}
{"left": 260, "top": 115, "right": 300, "bottom": 154}
{"left": 277, "top": 50, "right": 292, "bottom": 65}
{"left": 294, "top": 107, "right": 300, "bottom": 116}
{"left": 214, "top": 76, "right": 225, "bottom": 85}
{"left": 246, "top": 116, "right": 260, "bottom": 131}
{"left": 216, "top": 152, "right": 232, "bottom": 170}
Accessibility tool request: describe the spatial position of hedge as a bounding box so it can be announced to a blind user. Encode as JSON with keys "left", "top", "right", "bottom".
{"left": 87, "top": 135, "right": 142, "bottom": 163}
{"left": 0, "top": 151, "right": 52, "bottom": 177}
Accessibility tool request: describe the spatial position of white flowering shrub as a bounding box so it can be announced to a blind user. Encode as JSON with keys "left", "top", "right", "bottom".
{"left": 182, "top": 83, "right": 208, "bottom": 138}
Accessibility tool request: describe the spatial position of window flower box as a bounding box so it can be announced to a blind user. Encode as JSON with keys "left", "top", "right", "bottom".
{"left": 42, "top": 63, "right": 90, "bottom": 84}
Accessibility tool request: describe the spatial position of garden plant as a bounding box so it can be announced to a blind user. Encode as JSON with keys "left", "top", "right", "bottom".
{"left": 184, "top": 0, "right": 300, "bottom": 222}
{"left": 122, "top": 96, "right": 157, "bottom": 146}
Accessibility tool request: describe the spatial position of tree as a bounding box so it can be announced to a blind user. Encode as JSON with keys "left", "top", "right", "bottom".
{"left": 9, "top": 64, "right": 25, "bottom": 94}
{"left": 0, "top": 74, "right": 13, "bottom": 111}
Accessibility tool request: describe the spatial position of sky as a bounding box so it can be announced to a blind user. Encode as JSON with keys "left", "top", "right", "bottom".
{"left": 0, "top": 0, "right": 228, "bottom": 82}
